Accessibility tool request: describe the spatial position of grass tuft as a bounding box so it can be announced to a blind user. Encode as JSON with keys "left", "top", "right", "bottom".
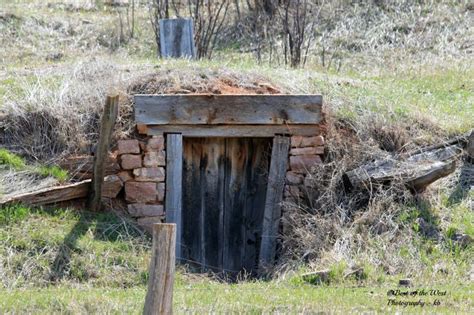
{"left": 0, "top": 149, "right": 25, "bottom": 170}
{"left": 36, "top": 165, "right": 69, "bottom": 182}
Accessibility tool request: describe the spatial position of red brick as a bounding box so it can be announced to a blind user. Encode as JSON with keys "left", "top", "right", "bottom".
{"left": 291, "top": 136, "right": 304, "bottom": 147}
{"left": 286, "top": 171, "right": 304, "bottom": 185}
{"left": 121, "top": 154, "right": 142, "bottom": 170}
{"left": 157, "top": 182, "right": 165, "bottom": 201}
{"left": 102, "top": 175, "right": 123, "bottom": 198}
{"left": 133, "top": 167, "right": 165, "bottom": 182}
{"left": 290, "top": 146, "right": 324, "bottom": 155}
{"left": 118, "top": 139, "right": 140, "bottom": 154}
{"left": 289, "top": 155, "right": 322, "bottom": 173}
{"left": 117, "top": 171, "right": 133, "bottom": 182}
{"left": 301, "top": 136, "right": 324, "bottom": 147}
{"left": 125, "top": 182, "right": 157, "bottom": 203}
{"left": 147, "top": 136, "right": 165, "bottom": 151}
{"left": 127, "top": 204, "right": 164, "bottom": 217}
{"left": 143, "top": 151, "right": 165, "bottom": 167}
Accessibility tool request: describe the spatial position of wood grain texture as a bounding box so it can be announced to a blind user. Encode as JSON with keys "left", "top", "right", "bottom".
{"left": 0, "top": 180, "right": 91, "bottom": 206}
{"left": 182, "top": 138, "right": 271, "bottom": 274}
{"left": 259, "top": 136, "right": 290, "bottom": 272}
{"left": 143, "top": 223, "right": 176, "bottom": 315}
{"left": 159, "top": 18, "right": 196, "bottom": 58}
{"left": 88, "top": 95, "right": 119, "bottom": 211}
{"left": 147, "top": 124, "right": 322, "bottom": 137}
{"left": 135, "top": 95, "right": 322, "bottom": 125}
{"left": 343, "top": 144, "right": 463, "bottom": 192}
{"left": 165, "top": 134, "right": 183, "bottom": 259}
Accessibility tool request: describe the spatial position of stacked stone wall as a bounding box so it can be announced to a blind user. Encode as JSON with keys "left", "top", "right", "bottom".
{"left": 116, "top": 137, "right": 166, "bottom": 230}
{"left": 284, "top": 135, "right": 325, "bottom": 201}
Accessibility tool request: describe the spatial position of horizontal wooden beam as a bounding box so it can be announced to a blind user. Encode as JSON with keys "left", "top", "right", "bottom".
{"left": 135, "top": 95, "right": 322, "bottom": 125}
{"left": 147, "top": 124, "right": 322, "bottom": 137}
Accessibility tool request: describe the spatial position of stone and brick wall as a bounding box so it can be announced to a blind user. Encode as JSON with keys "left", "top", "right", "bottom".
{"left": 112, "top": 134, "right": 324, "bottom": 231}
{"left": 116, "top": 137, "right": 166, "bottom": 230}
{"left": 284, "top": 135, "right": 325, "bottom": 201}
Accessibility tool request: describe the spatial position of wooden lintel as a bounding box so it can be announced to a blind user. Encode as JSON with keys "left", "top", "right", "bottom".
{"left": 135, "top": 94, "right": 322, "bottom": 125}
{"left": 147, "top": 124, "right": 321, "bottom": 137}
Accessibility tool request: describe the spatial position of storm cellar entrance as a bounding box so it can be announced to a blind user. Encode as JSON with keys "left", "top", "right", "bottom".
{"left": 182, "top": 138, "right": 272, "bottom": 274}
{"left": 133, "top": 94, "right": 323, "bottom": 276}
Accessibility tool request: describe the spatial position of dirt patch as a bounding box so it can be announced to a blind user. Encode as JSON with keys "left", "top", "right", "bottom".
{"left": 127, "top": 68, "right": 283, "bottom": 95}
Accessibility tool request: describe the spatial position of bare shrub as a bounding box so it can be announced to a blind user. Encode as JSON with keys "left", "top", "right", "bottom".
{"left": 0, "top": 60, "right": 133, "bottom": 161}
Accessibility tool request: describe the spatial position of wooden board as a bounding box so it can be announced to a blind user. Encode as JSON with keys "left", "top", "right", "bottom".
{"left": 182, "top": 138, "right": 271, "bottom": 274}
{"left": 88, "top": 95, "right": 119, "bottom": 211}
{"left": 0, "top": 180, "right": 91, "bottom": 206}
{"left": 165, "top": 134, "right": 183, "bottom": 259}
{"left": 159, "top": 18, "right": 196, "bottom": 58}
{"left": 135, "top": 95, "right": 322, "bottom": 125}
{"left": 259, "top": 136, "right": 290, "bottom": 271}
{"left": 147, "top": 124, "right": 322, "bottom": 137}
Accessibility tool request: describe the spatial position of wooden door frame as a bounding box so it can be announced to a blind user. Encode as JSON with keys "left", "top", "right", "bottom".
{"left": 136, "top": 94, "right": 322, "bottom": 270}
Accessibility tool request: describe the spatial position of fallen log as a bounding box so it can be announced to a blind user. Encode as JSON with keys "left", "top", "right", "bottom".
{"left": 0, "top": 180, "right": 91, "bottom": 206}
{"left": 0, "top": 175, "right": 125, "bottom": 206}
{"left": 343, "top": 143, "right": 464, "bottom": 192}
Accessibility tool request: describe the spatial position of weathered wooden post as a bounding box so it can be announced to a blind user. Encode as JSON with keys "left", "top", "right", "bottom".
{"left": 88, "top": 94, "right": 119, "bottom": 212}
{"left": 159, "top": 18, "right": 196, "bottom": 58}
{"left": 258, "top": 135, "right": 290, "bottom": 273}
{"left": 144, "top": 223, "right": 176, "bottom": 315}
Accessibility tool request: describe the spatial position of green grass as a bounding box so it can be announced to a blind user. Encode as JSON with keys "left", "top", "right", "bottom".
{"left": 0, "top": 279, "right": 472, "bottom": 313}
{"left": 0, "top": 149, "right": 68, "bottom": 181}
{"left": 0, "top": 205, "right": 472, "bottom": 313}
{"left": 36, "top": 165, "right": 69, "bottom": 182}
{"left": 0, "top": 149, "right": 26, "bottom": 170}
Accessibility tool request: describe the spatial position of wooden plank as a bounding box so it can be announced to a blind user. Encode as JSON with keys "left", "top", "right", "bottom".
{"left": 143, "top": 223, "right": 176, "bottom": 315}
{"left": 0, "top": 180, "right": 91, "bottom": 206}
{"left": 223, "top": 138, "right": 248, "bottom": 272}
{"left": 159, "top": 18, "right": 196, "bottom": 58}
{"left": 182, "top": 138, "right": 202, "bottom": 269}
{"left": 343, "top": 144, "right": 463, "bottom": 192}
{"left": 147, "top": 124, "right": 322, "bottom": 137}
{"left": 259, "top": 136, "right": 290, "bottom": 272}
{"left": 201, "top": 139, "right": 226, "bottom": 271}
{"left": 88, "top": 95, "right": 119, "bottom": 211}
{"left": 135, "top": 95, "right": 322, "bottom": 125}
{"left": 165, "top": 134, "right": 183, "bottom": 260}
{"left": 243, "top": 138, "right": 271, "bottom": 272}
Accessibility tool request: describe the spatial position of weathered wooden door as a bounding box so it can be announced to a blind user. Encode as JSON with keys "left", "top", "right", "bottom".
{"left": 182, "top": 137, "right": 272, "bottom": 274}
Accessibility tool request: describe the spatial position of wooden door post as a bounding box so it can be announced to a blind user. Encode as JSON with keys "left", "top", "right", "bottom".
{"left": 144, "top": 223, "right": 176, "bottom": 315}
{"left": 165, "top": 134, "right": 183, "bottom": 260}
{"left": 88, "top": 95, "right": 119, "bottom": 212}
{"left": 259, "top": 135, "right": 290, "bottom": 273}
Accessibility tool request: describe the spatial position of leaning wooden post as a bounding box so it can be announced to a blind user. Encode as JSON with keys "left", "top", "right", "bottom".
{"left": 259, "top": 135, "right": 290, "bottom": 273}
{"left": 88, "top": 94, "right": 119, "bottom": 212}
{"left": 144, "top": 223, "right": 176, "bottom": 315}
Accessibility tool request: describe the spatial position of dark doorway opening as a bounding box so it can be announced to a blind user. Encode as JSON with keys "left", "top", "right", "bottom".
{"left": 181, "top": 137, "right": 272, "bottom": 276}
